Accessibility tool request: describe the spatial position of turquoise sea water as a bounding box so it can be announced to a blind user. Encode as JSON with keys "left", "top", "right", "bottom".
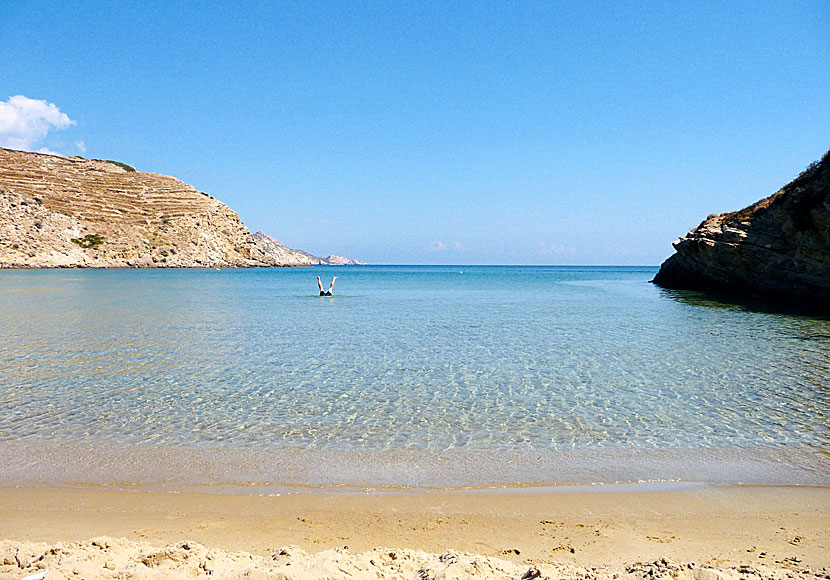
{"left": 0, "top": 266, "right": 828, "bottom": 490}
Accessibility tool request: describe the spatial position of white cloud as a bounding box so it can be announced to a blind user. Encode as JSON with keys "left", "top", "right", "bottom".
{"left": 75, "top": 140, "right": 86, "bottom": 154}
{"left": 36, "top": 147, "right": 62, "bottom": 156}
{"left": 0, "top": 95, "right": 75, "bottom": 151}
{"left": 431, "top": 240, "right": 479, "bottom": 253}
{"left": 537, "top": 241, "right": 576, "bottom": 255}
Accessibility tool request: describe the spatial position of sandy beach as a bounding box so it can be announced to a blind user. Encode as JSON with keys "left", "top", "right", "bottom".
{"left": 1, "top": 484, "right": 827, "bottom": 579}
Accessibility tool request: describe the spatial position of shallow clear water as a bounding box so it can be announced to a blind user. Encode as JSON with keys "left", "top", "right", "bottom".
{"left": 0, "top": 266, "right": 827, "bottom": 488}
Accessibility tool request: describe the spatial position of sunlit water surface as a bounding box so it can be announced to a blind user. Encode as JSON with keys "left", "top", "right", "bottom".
{"left": 1, "top": 266, "right": 827, "bottom": 490}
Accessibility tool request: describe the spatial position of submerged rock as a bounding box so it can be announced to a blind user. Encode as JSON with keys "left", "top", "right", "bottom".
{"left": 652, "top": 150, "right": 830, "bottom": 310}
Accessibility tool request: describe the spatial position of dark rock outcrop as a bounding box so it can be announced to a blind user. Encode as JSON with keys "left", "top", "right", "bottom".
{"left": 652, "top": 150, "right": 830, "bottom": 309}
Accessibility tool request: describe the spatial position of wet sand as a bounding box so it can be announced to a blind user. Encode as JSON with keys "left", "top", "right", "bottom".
{"left": 1, "top": 484, "right": 827, "bottom": 579}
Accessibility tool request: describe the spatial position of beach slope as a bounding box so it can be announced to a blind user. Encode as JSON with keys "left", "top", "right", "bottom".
{"left": 1, "top": 485, "right": 826, "bottom": 579}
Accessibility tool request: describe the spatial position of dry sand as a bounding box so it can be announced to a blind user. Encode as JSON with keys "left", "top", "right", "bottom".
{"left": 0, "top": 484, "right": 827, "bottom": 579}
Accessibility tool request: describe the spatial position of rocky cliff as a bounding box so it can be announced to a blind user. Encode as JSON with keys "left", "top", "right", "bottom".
{"left": 253, "top": 231, "right": 365, "bottom": 265}
{"left": 652, "top": 150, "right": 830, "bottom": 308}
{"left": 0, "top": 148, "right": 276, "bottom": 268}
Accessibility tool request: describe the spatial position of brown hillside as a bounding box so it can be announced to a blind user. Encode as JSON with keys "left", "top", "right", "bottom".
{"left": 0, "top": 148, "right": 273, "bottom": 267}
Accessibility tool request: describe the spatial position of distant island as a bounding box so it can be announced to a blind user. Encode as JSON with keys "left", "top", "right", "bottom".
{"left": 653, "top": 150, "right": 829, "bottom": 310}
{"left": 0, "top": 148, "right": 363, "bottom": 268}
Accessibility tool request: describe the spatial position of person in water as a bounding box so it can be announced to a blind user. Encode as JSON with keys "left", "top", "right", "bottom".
{"left": 317, "top": 276, "right": 337, "bottom": 296}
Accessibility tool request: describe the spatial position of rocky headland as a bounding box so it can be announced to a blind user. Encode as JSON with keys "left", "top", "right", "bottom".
{"left": 0, "top": 148, "right": 363, "bottom": 268}
{"left": 652, "top": 151, "right": 829, "bottom": 309}
{"left": 253, "top": 231, "right": 365, "bottom": 265}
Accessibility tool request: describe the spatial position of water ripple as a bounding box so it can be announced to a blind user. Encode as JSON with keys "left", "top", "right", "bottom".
{"left": 0, "top": 266, "right": 828, "bottom": 485}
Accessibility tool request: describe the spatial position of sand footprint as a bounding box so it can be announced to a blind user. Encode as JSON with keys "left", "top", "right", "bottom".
{"left": 646, "top": 534, "right": 678, "bottom": 543}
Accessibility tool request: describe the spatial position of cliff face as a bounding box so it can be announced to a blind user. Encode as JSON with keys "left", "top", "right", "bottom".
{"left": 0, "top": 148, "right": 273, "bottom": 268}
{"left": 652, "top": 151, "right": 830, "bottom": 307}
{"left": 253, "top": 231, "right": 365, "bottom": 265}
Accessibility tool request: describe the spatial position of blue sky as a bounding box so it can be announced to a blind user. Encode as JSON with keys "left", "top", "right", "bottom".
{"left": 2, "top": 1, "right": 828, "bottom": 264}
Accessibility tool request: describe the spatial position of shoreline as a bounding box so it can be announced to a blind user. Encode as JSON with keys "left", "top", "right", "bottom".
{"left": 1, "top": 442, "right": 827, "bottom": 495}
{"left": 2, "top": 483, "right": 827, "bottom": 578}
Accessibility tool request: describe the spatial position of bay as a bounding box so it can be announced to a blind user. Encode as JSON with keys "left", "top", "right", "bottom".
{"left": 1, "top": 266, "right": 827, "bottom": 490}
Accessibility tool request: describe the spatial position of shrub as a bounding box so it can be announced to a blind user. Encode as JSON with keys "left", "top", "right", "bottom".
{"left": 71, "top": 234, "right": 105, "bottom": 248}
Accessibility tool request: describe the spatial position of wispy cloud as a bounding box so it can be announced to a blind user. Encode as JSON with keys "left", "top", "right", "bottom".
{"left": 0, "top": 95, "right": 75, "bottom": 152}
{"left": 431, "top": 241, "right": 474, "bottom": 252}
{"left": 75, "top": 140, "right": 86, "bottom": 154}
{"left": 537, "top": 241, "right": 576, "bottom": 255}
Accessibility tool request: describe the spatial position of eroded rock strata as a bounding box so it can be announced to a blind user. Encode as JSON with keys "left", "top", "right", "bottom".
{"left": 652, "top": 151, "right": 830, "bottom": 308}
{"left": 0, "top": 148, "right": 276, "bottom": 268}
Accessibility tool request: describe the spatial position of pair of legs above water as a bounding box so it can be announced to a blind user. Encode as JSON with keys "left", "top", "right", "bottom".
{"left": 317, "top": 276, "right": 337, "bottom": 296}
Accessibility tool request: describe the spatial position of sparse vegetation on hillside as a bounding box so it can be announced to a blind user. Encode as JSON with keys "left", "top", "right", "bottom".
{"left": 103, "top": 160, "right": 136, "bottom": 172}
{"left": 71, "top": 234, "right": 105, "bottom": 248}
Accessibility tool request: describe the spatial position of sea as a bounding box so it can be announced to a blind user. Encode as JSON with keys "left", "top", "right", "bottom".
{"left": 1, "top": 266, "right": 827, "bottom": 492}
